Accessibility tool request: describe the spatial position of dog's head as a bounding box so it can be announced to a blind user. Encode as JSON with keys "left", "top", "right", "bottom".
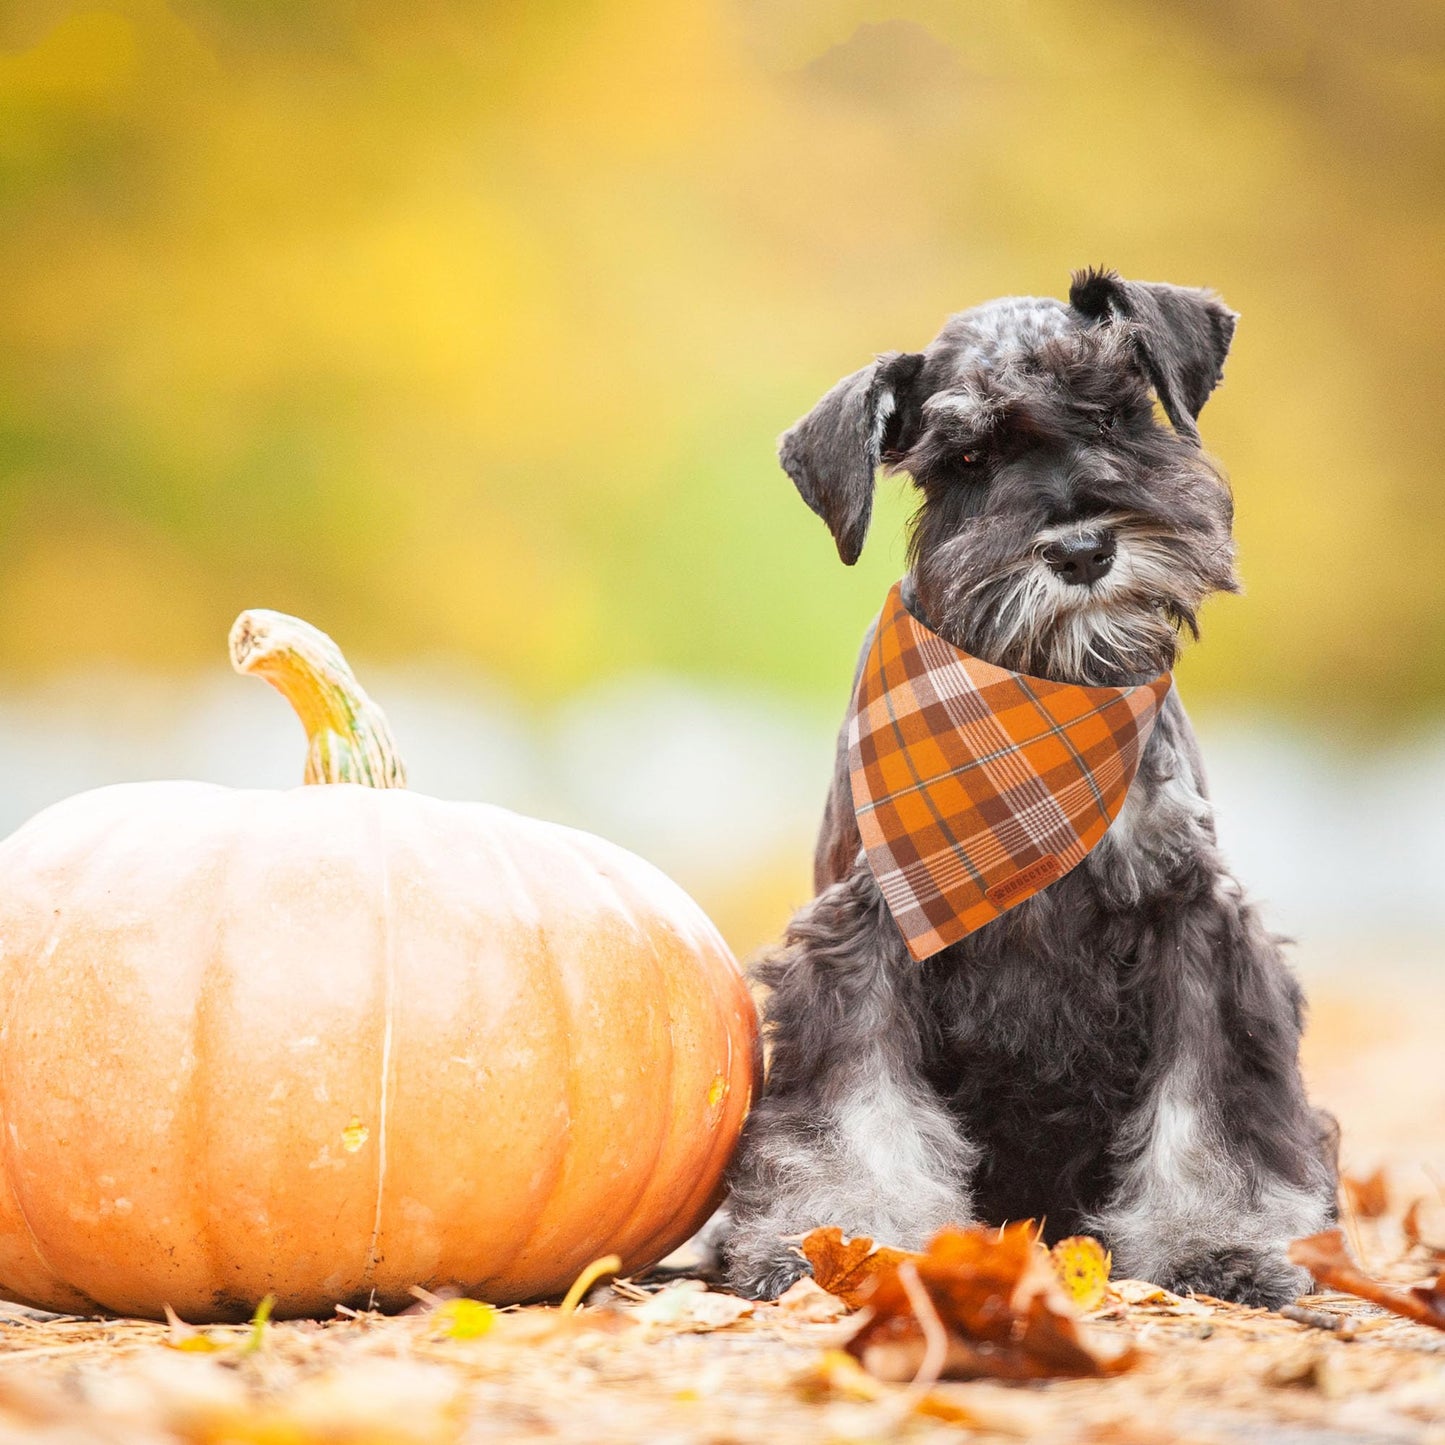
{"left": 780, "top": 269, "right": 1240, "bottom": 686}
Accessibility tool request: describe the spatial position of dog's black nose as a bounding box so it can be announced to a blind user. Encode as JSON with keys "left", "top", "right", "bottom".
{"left": 1043, "top": 533, "right": 1116, "bottom": 586}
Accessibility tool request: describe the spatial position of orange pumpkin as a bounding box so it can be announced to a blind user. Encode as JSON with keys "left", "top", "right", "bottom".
{"left": 0, "top": 610, "right": 758, "bottom": 1321}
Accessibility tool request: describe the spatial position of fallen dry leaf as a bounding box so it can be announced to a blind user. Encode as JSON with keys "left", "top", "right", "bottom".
{"left": 160, "top": 1299, "right": 271, "bottom": 1357}
{"left": 809, "top": 1223, "right": 1138, "bottom": 1382}
{"left": 229, "top": 1359, "right": 462, "bottom": 1444}
{"left": 799, "top": 1227, "right": 918, "bottom": 1310}
{"left": 87, "top": 1353, "right": 252, "bottom": 1435}
{"left": 161, "top": 1305, "right": 226, "bottom": 1355}
{"left": 1402, "top": 1199, "right": 1445, "bottom": 1260}
{"left": 1289, "top": 1229, "right": 1445, "bottom": 1333}
{"left": 1264, "top": 1341, "right": 1338, "bottom": 1394}
{"left": 791, "top": 1348, "right": 1038, "bottom": 1432}
{"left": 629, "top": 1281, "right": 753, "bottom": 1333}
{"left": 774, "top": 1277, "right": 849, "bottom": 1322}
{"left": 1108, "top": 1280, "right": 1212, "bottom": 1315}
{"left": 792, "top": 1347, "right": 889, "bottom": 1405}
{"left": 487, "top": 1304, "right": 633, "bottom": 1345}
{"left": 429, "top": 1298, "right": 496, "bottom": 1341}
{"left": 1342, "top": 1167, "right": 1390, "bottom": 1220}
{"left": 1051, "top": 1235, "right": 1112, "bottom": 1311}
{"left": 803, "top": 1224, "right": 1118, "bottom": 1315}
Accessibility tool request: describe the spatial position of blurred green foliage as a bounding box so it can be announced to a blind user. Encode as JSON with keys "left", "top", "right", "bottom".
{"left": 1, "top": 0, "right": 1441, "bottom": 719}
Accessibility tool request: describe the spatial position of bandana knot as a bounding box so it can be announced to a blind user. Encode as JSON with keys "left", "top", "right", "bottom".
{"left": 848, "top": 581, "right": 1172, "bottom": 960}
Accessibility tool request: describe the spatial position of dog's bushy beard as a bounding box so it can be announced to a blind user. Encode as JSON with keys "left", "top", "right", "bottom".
{"left": 910, "top": 496, "right": 1237, "bottom": 689}
{"left": 895, "top": 327, "right": 1240, "bottom": 690}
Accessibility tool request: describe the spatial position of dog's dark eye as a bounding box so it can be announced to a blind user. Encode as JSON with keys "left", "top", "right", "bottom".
{"left": 960, "top": 450, "right": 984, "bottom": 468}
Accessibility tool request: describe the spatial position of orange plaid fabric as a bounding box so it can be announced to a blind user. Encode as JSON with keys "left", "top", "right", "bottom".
{"left": 848, "top": 582, "right": 1172, "bottom": 961}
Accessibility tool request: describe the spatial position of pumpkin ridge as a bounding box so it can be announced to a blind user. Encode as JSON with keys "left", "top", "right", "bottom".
{"left": 664, "top": 934, "right": 761, "bottom": 1262}
{"left": 630, "top": 881, "right": 755, "bottom": 1270}
{"left": 576, "top": 858, "right": 677, "bottom": 1275}
{"left": 465, "top": 831, "right": 573, "bottom": 1298}
{"left": 561, "top": 831, "right": 681, "bottom": 1283}
{"left": 361, "top": 801, "right": 399, "bottom": 1292}
{"left": 620, "top": 919, "right": 734, "bottom": 1271}
{"left": 0, "top": 914, "right": 97, "bottom": 1312}
{"left": 6, "top": 797, "right": 194, "bottom": 1318}
{"left": 190, "top": 794, "right": 253, "bottom": 1315}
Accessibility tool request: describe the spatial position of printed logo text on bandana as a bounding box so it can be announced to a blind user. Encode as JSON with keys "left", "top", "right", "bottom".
{"left": 848, "top": 582, "right": 1172, "bottom": 961}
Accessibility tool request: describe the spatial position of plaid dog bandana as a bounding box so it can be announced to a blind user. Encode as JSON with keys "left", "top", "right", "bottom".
{"left": 848, "top": 582, "right": 1172, "bottom": 961}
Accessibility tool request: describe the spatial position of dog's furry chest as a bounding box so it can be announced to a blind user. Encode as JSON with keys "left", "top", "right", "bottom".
{"left": 915, "top": 725, "right": 1218, "bottom": 1237}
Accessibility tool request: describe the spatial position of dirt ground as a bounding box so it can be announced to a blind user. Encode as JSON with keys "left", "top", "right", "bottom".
{"left": 0, "top": 958, "right": 1441, "bottom": 1445}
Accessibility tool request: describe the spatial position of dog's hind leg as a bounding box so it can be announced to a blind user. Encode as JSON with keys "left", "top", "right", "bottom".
{"left": 1086, "top": 882, "right": 1337, "bottom": 1308}
{"left": 720, "top": 867, "right": 977, "bottom": 1299}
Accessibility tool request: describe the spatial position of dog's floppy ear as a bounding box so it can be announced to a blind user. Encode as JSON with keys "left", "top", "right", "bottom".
{"left": 1069, "top": 269, "right": 1237, "bottom": 443}
{"left": 779, "top": 350, "right": 926, "bottom": 565}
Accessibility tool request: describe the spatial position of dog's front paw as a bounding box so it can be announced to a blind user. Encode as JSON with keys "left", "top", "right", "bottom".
{"left": 732, "top": 1255, "right": 813, "bottom": 1302}
{"left": 720, "top": 1235, "right": 813, "bottom": 1301}
{"left": 1160, "top": 1247, "right": 1310, "bottom": 1309}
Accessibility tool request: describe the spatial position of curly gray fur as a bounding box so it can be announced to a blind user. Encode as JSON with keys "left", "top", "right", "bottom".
{"left": 721, "top": 271, "right": 1338, "bottom": 1307}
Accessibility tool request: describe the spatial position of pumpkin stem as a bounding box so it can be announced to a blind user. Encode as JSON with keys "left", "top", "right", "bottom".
{"left": 229, "top": 610, "right": 407, "bottom": 789}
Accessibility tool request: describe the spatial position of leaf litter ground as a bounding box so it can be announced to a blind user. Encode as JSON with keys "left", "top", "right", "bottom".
{"left": 0, "top": 979, "right": 1441, "bottom": 1444}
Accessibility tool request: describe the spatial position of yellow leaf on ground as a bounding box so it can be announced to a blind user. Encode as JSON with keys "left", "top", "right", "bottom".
{"left": 432, "top": 1297, "right": 496, "bottom": 1340}
{"left": 1050, "top": 1235, "right": 1112, "bottom": 1311}
{"left": 162, "top": 1304, "right": 226, "bottom": 1353}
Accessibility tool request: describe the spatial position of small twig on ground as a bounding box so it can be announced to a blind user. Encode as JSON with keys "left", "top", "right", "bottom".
{"left": 1281, "top": 1304, "right": 1357, "bottom": 1339}
{"left": 897, "top": 1261, "right": 947, "bottom": 1392}
{"left": 607, "top": 1277, "right": 653, "bottom": 1303}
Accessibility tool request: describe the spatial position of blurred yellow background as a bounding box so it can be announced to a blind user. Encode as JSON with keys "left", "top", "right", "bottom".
{"left": 1, "top": 1, "right": 1442, "bottom": 975}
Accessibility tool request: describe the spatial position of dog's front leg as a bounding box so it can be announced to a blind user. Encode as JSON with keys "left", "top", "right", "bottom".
{"left": 1088, "top": 885, "right": 1337, "bottom": 1308}
{"left": 721, "top": 868, "right": 977, "bottom": 1299}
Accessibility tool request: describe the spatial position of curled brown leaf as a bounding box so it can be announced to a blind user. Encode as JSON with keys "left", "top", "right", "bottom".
{"left": 806, "top": 1222, "right": 1138, "bottom": 1382}
{"left": 1402, "top": 1199, "right": 1445, "bottom": 1260}
{"left": 1288, "top": 1229, "right": 1445, "bottom": 1333}
{"left": 798, "top": 1226, "right": 917, "bottom": 1310}
{"left": 1341, "top": 1167, "right": 1390, "bottom": 1220}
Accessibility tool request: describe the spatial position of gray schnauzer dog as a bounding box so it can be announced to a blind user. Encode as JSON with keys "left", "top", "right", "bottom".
{"left": 720, "top": 269, "right": 1339, "bottom": 1307}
